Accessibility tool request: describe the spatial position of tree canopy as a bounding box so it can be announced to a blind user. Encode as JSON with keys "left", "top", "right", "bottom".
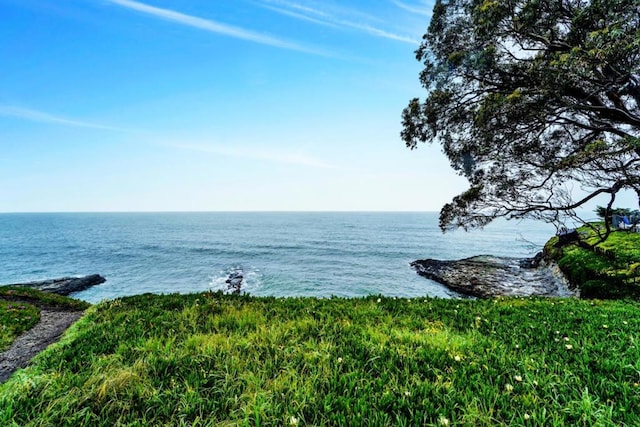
{"left": 402, "top": 0, "right": 640, "bottom": 236}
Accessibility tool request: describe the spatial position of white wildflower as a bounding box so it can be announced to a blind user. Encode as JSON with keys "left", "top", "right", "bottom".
{"left": 438, "top": 416, "right": 450, "bottom": 426}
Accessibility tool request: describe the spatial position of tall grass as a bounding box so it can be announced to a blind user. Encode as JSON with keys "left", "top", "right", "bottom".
{"left": 1, "top": 292, "right": 639, "bottom": 426}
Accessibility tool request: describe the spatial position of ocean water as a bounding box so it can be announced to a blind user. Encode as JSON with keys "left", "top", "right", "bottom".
{"left": 0, "top": 212, "right": 555, "bottom": 303}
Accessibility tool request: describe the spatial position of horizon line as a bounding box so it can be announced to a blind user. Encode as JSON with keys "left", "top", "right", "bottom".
{"left": 0, "top": 210, "right": 439, "bottom": 214}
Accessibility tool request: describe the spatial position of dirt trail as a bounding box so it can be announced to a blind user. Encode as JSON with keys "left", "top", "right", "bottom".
{"left": 0, "top": 307, "right": 84, "bottom": 384}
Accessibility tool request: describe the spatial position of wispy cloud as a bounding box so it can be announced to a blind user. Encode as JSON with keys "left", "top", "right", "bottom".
{"left": 259, "top": 4, "right": 339, "bottom": 29}
{"left": 0, "top": 106, "right": 123, "bottom": 131}
{"left": 346, "top": 22, "right": 419, "bottom": 44}
{"left": 169, "top": 142, "right": 337, "bottom": 169}
{"left": 391, "top": 0, "right": 433, "bottom": 17}
{"left": 255, "top": 0, "right": 419, "bottom": 44}
{"left": 106, "top": 0, "right": 328, "bottom": 55}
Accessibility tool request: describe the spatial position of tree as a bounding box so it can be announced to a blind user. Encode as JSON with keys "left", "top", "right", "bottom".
{"left": 402, "top": 0, "right": 640, "bottom": 241}
{"left": 594, "top": 205, "right": 632, "bottom": 220}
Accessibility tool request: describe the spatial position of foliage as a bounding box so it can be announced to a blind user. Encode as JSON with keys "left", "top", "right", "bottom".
{"left": 545, "top": 224, "right": 640, "bottom": 298}
{"left": 0, "top": 300, "right": 39, "bottom": 352}
{"left": 1, "top": 292, "right": 640, "bottom": 426}
{"left": 594, "top": 206, "right": 635, "bottom": 220}
{"left": 402, "top": 0, "right": 640, "bottom": 233}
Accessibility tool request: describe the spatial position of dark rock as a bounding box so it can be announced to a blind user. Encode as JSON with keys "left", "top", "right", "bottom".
{"left": 0, "top": 309, "right": 84, "bottom": 384}
{"left": 555, "top": 228, "right": 579, "bottom": 246}
{"left": 519, "top": 252, "right": 543, "bottom": 268}
{"left": 411, "top": 256, "right": 575, "bottom": 298}
{"left": 225, "top": 272, "right": 243, "bottom": 294}
{"left": 7, "top": 274, "right": 106, "bottom": 296}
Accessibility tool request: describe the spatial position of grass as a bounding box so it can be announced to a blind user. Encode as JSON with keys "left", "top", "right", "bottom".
{"left": 0, "top": 286, "right": 91, "bottom": 311}
{"left": 544, "top": 225, "right": 640, "bottom": 299}
{"left": 0, "top": 287, "right": 89, "bottom": 352}
{"left": 1, "top": 292, "right": 639, "bottom": 426}
{"left": 0, "top": 300, "right": 39, "bottom": 351}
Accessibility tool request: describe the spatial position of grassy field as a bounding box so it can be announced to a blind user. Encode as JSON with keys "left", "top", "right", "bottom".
{"left": 1, "top": 292, "right": 639, "bottom": 426}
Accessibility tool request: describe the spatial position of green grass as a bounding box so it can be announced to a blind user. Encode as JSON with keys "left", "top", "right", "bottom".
{"left": 1, "top": 292, "right": 639, "bottom": 426}
{"left": 545, "top": 226, "right": 640, "bottom": 299}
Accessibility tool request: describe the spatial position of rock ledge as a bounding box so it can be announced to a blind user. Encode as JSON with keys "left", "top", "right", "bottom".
{"left": 6, "top": 274, "right": 106, "bottom": 296}
{"left": 412, "top": 255, "right": 575, "bottom": 298}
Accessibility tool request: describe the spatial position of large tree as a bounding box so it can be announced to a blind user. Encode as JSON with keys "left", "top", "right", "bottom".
{"left": 402, "top": 0, "right": 640, "bottom": 239}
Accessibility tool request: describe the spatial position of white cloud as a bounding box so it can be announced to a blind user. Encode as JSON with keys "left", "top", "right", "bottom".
{"left": 106, "top": 0, "right": 328, "bottom": 55}
{"left": 0, "top": 106, "right": 123, "bottom": 131}
{"left": 255, "top": 0, "right": 419, "bottom": 44}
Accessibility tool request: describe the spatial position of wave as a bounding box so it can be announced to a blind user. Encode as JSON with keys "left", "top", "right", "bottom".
{"left": 208, "top": 265, "right": 263, "bottom": 295}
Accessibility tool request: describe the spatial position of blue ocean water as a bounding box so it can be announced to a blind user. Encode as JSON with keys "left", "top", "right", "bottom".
{"left": 0, "top": 212, "right": 555, "bottom": 303}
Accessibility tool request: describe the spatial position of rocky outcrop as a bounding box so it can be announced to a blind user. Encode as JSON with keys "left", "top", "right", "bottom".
{"left": 7, "top": 274, "right": 106, "bottom": 296}
{"left": 412, "top": 255, "right": 575, "bottom": 298}
{"left": 225, "top": 271, "right": 243, "bottom": 294}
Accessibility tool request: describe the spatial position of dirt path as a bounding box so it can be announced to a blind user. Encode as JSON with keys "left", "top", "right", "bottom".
{"left": 0, "top": 308, "right": 84, "bottom": 384}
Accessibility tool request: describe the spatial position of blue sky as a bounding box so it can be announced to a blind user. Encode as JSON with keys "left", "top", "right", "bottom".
{"left": 1, "top": 0, "right": 634, "bottom": 214}
{"left": 1, "top": 0, "right": 472, "bottom": 212}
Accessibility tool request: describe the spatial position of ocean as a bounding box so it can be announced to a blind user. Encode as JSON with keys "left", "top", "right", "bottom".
{"left": 0, "top": 212, "right": 556, "bottom": 303}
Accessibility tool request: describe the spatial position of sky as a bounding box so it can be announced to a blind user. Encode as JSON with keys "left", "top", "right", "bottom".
{"left": 0, "top": 0, "right": 635, "bottom": 214}
{"left": 1, "top": 0, "right": 467, "bottom": 212}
